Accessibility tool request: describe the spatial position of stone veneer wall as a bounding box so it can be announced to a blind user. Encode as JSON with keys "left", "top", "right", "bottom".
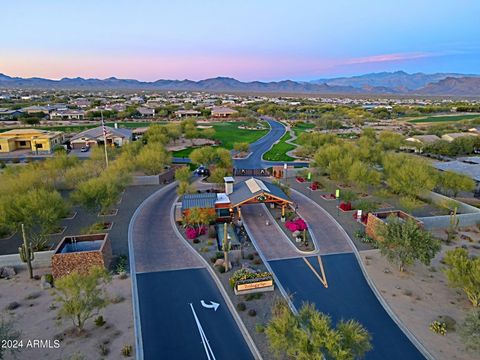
{"left": 52, "top": 236, "right": 112, "bottom": 278}
{"left": 365, "top": 213, "right": 384, "bottom": 240}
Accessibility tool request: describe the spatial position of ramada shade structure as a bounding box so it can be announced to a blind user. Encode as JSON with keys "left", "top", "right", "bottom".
{"left": 181, "top": 177, "right": 292, "bottom": 220}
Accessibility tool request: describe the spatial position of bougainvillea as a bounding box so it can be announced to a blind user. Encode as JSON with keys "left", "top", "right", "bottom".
{"left": 186, "top": 226, "right": 198, "bottom": 239}
{"left": 285, "top": 218, "right": 308, "bottom": 232}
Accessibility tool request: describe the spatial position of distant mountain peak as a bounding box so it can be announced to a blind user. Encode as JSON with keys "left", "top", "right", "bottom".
{"left": 0, "top": 71, "right": 479, "bottom": 95}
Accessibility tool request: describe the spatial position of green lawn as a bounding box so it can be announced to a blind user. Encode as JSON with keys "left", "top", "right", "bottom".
{"left": 408, "top": 114, "right": 480, "bottom": 124}
{"left": 172, "top": 147, "right": 196, "bottom": 158}
{"left": 172, "top": 121, "right": 269, "bottom": 157}
{"left": 292, "top": 122, "right": 315, "bottom": 138}
{"left": 206, "top": 121, "right": 268, "bottom": 149}
{"left": 263, "top": 132, "right": 296, "bottom": 161}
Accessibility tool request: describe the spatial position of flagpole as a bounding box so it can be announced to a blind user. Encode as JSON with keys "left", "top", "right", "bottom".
{"left": 101, "top": 110, "right": 109, "bottom": 168}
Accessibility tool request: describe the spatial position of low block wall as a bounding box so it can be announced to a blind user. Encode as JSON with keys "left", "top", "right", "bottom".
{"left": 0, "top": 251, "right": 54, "bottom": 269}
{"left": 131, "top": 165, "right": 181, "bottom": 186}
{"left": 418, "top": 191, "right": 480, "bottom": 230}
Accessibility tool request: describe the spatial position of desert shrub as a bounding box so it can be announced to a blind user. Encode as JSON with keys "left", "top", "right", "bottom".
{"left": 429, "top": 320, "right": 447, "bottom": 335}
{"left": 245, "top": 293, "right": 263, "bottom": 301}
{"left": 115, "top": 255, "right": 128, "bottom": 274}
{"left": 248, "top": 309, "right": 257, "bottom": 317}
{"left": 237, "top": 302, "right": 246, "bottom": 311}
{"left": 210, "top": 256, "right": 217, "bottom": 264}
{"left": 246, "top": 253, "right": 255, "bottom": 261}
{"left": 256, "top": 323, "right": 265, "bottom": 333}
{"left": 98, "top": 343, "right": 109, "bottom": 356}
{"left": 121, "top": 344, "right": 133, "bottom": 357}
{"left": 437, "top": 315, "right": 456, "bottom": 331}
{"left": 253, "top": 258, "right": 262, "bottom": 265}
{"left": 94, "top": 315, "right": 106, "bottom": 327}
{"left": 216, "top": 264, "right": 225, "bottom": 273}
{"left": 193, "top": 238, "right": 200, "bottom": 244}
{"left": 44, "top": 273, "right": 54, "bottom": 284}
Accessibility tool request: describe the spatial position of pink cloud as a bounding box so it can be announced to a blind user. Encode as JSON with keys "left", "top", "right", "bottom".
{"left": 341, "top": 52, "right": 437, "bottom": 65}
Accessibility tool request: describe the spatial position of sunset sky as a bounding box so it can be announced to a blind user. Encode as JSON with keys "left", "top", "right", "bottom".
{"left": 1, "top": 0, "right": 479, "bottom": 81}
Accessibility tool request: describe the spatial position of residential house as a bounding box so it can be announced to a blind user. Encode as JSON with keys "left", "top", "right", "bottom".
{"left": 0, "top": 108, "right": 23, "bottom": 120}
{"left": 72, "top": 98, "right": 91, "bottom": 108}
{"left": 70, "top": 126, "right": 132, "bottom": 149}
{"left": 174, "top": 109, "right": 201, "bottom": 118}
{"left": 137, "top": 107, "right": 155, "bottom": 117}
{"left": 0, "top": 128, "right": 63, "bottom": 154}
{"left": 441, "top": 132, "right": 478, "bottom": 142}
{"left": 49, "top": 109, "right": 85, "bottom": 120}
{"left": 405, "top": 134, "right": 441, "bottom": 145}
{"left": 21, "top": 105, "right": 50, "bottom": 115}
{"left": 211, "top": 107, "right": 238, "bottom": 118}
{"left": 105, "top": 103, "right": 126, "bottom": 112}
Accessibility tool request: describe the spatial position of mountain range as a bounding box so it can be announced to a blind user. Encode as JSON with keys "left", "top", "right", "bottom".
{"left": 0, "top": 71, "right": 479, "bottom": 96}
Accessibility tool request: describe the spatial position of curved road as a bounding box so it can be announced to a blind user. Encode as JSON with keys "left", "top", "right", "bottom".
{"left": 173, "top": 117, "right": 309, "bottom": 169}
{"left": 129, "top": 183, "right": 254, "bottom": 360}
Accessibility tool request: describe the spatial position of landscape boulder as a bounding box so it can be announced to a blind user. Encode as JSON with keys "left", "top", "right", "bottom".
{"left": 0, "top": 266, "right": 16, "bottom": 279}
{"left": 214, "top": 259, "right": 225, "bottom": 267}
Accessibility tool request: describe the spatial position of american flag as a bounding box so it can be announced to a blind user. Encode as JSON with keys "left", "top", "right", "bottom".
{"left": 101, "top": 112, "right": 108, "bottom": 139}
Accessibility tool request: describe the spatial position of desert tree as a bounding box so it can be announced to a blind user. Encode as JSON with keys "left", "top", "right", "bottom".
{"left": 55, "top": 266, "right": 111, "bottom": 333}
{"left": 377, "top": 217, "right": 441, "bottom": 272}
{"left": 443, "top": 248, "right": 480, "bottom": 307}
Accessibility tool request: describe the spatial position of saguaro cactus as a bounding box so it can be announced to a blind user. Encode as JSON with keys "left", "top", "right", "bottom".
{"left": 18, "top": 223, "right": 34, "bottom": 279}
{"left": 447, "top": 207, "right": 459, "bottom": 243}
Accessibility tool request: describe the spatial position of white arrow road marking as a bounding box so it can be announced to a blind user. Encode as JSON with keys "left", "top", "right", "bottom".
{"left": 189, "top": 303, "right": 216, "bottom": 360}
{"left": 201, "top": 300, "right": 220, "bottom": 312}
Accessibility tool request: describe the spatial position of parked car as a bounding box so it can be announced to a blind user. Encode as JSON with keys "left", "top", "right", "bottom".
{"left": 195, "top": 165, "right": 210, "bottom": 176}
{"left": 80, "top": 146, "right": 89, "bottom": 152}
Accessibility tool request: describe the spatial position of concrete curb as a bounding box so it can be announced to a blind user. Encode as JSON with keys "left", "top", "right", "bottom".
{"left": 170, "top": 197, "right": 263, "bottom": 360}
{"left": 290, "top": 188, "right": 435, "bottom": 360}
{"left": 127, "top": 181, "right": 179, "bottom": 360}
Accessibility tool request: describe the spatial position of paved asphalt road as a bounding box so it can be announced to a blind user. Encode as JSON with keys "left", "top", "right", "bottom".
{"left": 131, "top": 184, "right": 254, "bottom": 360}
{"left": 242, "top": 188, "right": 426, "bottom": 359}
{"left": 173, "top": 117, "right": 309, "bottom": 168}
{"left": 137, "top": 268, "right": 253, "bottom": 360}
{"left": 269, "top": 254, "right": 425, "bottom": 360}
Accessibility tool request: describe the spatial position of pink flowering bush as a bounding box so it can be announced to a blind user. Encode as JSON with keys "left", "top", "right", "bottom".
{"left": 186, "top": 226, "right": 198, "bottom": 239}
{"left": 186, "top": 225, "right": 208, "bottom": 239}
{"left": 285, "top": 218, "right": 308, "bottom": 232}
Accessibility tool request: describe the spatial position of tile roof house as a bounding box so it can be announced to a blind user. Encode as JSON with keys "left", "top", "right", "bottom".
{"left": 441, "top": 132, "right": 478, "bottom": 142}
{"left": 50, "top": 109, "right": 85, "bottom": 120}
{"left": 405, "top": 135, "right": 441, "bottom": 144}
{"left": 211, "top": 107, "right": 238, "bottom": 118}
{"left": 70, "top": 126, "right": 132, "bottom": 149}
{"left": 174, "top": 109, "right": 201, "bottom": 118}
{"left": 137, "top": 107, "right": 155, "bottom": 117}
